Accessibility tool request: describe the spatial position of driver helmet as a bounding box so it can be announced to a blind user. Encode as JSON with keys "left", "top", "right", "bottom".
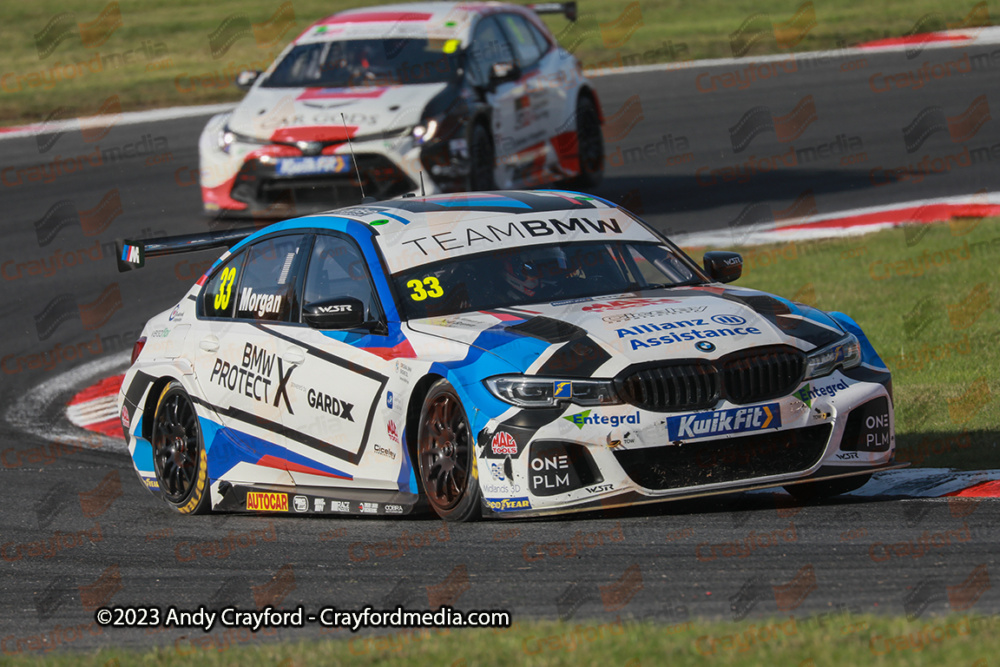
{"left": 503, "top": 247, "right": 574, "bottom": 298}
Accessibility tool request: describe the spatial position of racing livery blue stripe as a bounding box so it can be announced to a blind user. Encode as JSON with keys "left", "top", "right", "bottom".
{"left": 190, "top": 396, "right": 371, "bottom": 466}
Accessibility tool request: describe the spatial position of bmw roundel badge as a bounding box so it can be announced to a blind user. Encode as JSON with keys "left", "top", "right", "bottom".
{"left": 695, "top": 341, "right": 716, "bottom": 352}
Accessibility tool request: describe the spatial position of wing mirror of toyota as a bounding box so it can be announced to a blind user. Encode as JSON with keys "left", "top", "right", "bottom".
{"left": 235, "top": 70, "right": 261, "bottom": 90}
{"left": 702, "top": 251, "right": 743, "bottom": 283}
{"left": 489, "top": 61, "right": 520, "bottom": 88}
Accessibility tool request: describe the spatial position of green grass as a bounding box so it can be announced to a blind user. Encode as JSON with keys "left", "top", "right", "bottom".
{"left": 1, "top": 0, "right": 994, "bottom": 124}
{"left": 687, "top": 217, "right": 1000, "bottom": 470}
{"left": 2, "top": 614, "right": 999, "bottom": 665}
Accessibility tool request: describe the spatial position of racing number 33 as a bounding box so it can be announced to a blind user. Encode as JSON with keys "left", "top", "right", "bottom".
{"left": 214, "top": 266, "right": 237, "bottom": 310}
{"left": 407, "top": 276, "right": 444, "bottom": 301}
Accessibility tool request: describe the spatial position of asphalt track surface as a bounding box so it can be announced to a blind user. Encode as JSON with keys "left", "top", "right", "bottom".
{"left": 2, "top": 44, "right": 999, "bottom": 654}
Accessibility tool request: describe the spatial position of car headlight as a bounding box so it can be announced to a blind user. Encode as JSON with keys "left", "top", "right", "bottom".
{"left": 217, "top": 126, "right": 236, "bottom": 153}
{"left": 484, "top": 376, "right": 621, "bottom": 408}
{"left": 804, "top": 333, "right": 862, "bottom": 380}
{"left": 217, "top": 125, "right": 267, "bottom": 154}
{"left": 412, "top": 119, "right": 439, "bottom": 145}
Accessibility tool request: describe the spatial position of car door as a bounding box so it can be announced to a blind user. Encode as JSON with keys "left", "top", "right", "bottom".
{"left": 193, "top": 233, "right": 309, "bottom": 483}
{"left": 493, "top": 12, "right": 562, "bottom": 183}
{"left": 276, "top": 231, "right": 397, "bottom": 491}
{"left": 466, "top": 15, "right": 523, "bottom": 187}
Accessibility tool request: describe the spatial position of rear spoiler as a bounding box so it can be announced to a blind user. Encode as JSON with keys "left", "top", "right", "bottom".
{"left": 528, "top": 1, "right": 577, "bottom": 20}
{"left": 115, "top": 229, "right": 255, "bottom": 272}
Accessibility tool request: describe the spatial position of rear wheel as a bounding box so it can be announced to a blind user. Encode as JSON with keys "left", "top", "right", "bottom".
{"left": 784, "top": 473, "right": 871, "bottom": 502}
{"left": 417, "top": 380, "right": 481, "bottom": 522}
{"left": 151, "top": 381, "right": 211, "bottom": 515}
{"left": 571, "top": 95, "right": 604, "bottom": 188}
{"left": 468, "top": 123, "right": 496, "bottom": 191}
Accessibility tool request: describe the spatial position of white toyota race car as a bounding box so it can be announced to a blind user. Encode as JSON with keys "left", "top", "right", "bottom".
{"left": 198, "top": 2, "right": 604, "bottom": 216}
{"left": 116, "top": 190, "right": 899, "bottom": 521}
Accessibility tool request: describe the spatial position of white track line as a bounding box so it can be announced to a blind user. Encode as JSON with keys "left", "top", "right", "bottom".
{"left": 587, "top": 27, "right": 1000, "bottom": 77}
{"left": 4, "top": 352, "right": 129, "bottom": 451}
{"left": 0, "top": 102, "right": 236, "bottom": 141}
{"left": 675, "top": 191, "right": 1000, "bottom": 247}
{"left": 66, "top": 395, "right": 119, "bottom": 427}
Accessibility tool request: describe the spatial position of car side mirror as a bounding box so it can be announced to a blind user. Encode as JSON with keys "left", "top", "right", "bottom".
{"left": 235, "top": 70, "right": 261, "bottom": 90}
{"left": 303, "top": 297, "right": 366, "bottom": 330}
{"left": 489, "top": 61, "right": 520, "bottom": 88}
{"left": 703, "top": 251, "right": 743, "bottom": 283}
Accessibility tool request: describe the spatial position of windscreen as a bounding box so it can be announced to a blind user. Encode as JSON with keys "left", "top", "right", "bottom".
{"left": 393, "top": 241, "right": 702, "bottom": 319}
{"left": 262, "top": 39, "right": 461, "bottom": 88}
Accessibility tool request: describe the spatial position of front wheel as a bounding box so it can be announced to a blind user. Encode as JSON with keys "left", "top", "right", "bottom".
{"left": 416, "top": 380, "right": 481, "bottom": 522}
{"left": 784, "top": 473, "right": 871, "bottom": 503}
{"left": 151, "top": 381, "right": 211, "bottom": 514}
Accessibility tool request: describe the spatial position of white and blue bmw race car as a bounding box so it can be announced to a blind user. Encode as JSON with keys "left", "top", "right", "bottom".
{"left": 198, "top": 2, "right": 603, "bottom": 215}
{"left": 116, "top": 190, "right": 898, "bottom": 521}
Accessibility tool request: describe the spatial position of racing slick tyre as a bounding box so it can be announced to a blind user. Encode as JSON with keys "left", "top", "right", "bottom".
{"left": 468, "top": 123, "right": 496, "bottom": 191}
{"left": 783, "top": 473, "right": 872, "bottom": 503}
{"left": 416, "top": 380, "right": 482, "bottom": 522}
{"left": 570, "top": 95, "right": 604, "bottom": 189}
{"left": 151, "top": 381, "right": 211, "bottom": 515}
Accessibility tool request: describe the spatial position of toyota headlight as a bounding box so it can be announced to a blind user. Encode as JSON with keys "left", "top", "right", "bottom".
{"left": 484, "top": 376, "right": 620, "bottom": 408}
{"left": 804, "top": 333, "right": 862, "bottom": 379}
{"left": 412, "top": 118, "right": 439, "bottom": 144}
{"left": 217, "top": 127, "right": 236, "bottom": 152}
{"left": 217, "top": 125, "right": 267, "bottom": 154}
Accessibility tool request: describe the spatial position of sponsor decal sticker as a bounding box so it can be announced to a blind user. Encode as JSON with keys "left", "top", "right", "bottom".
{"left": 237, "top": 287, "right": 283, "bottom": 318}
{"left": 618, "top": 318, "right": 763, "bottom": 350}
{"left": 530, "top": 452, "right": 570, "bottom": 491}
{"left": 491, "top": 431, "right": 518, "bottom": 455}
{"left": 275, "top": 155, "right": 351, "bottom": 176}
{"left": 246, "top": 492, "right": 288, "bottom": 512}
{"left": 386, "top": 390, "right": 393, "bottom": 409}
{"left": 602, "top": 305, "right": 708, "bottom": 324}
{"left": 794, "top": 379, "right": 849, "bottom": 407}
{"left": 667, "top": 403, "right": 780, "bottom": 439}
{"left": 210, "top": 343, "right": 292, "bottom": 411}
{"left": 482, "top": 482, "right": 522, "bottom": 494}
{"left": 374, "top": 443, "right": 397, "bottom": 460}
{"left": 313, "top": 498, "right": 325, "bottom": 512}
{"left": 306, "top": 388, "right": 354, "bottom": 421}
{"left": 485, "top": 497, "right": 531, "bottom": 512}
{"left": 331, "top": 501, "right": 351, "bottom": 513}
{"left": 385, "top": 504, "right": 404, "bottom": 514}
{"left": 586, "top": 483, "right": 614, "bottom": 494}
{"left": 488, "top": 461, "right": 507, "bottom": 482}
{"left": 120, "top": 405, "right": 129, "bottom": 429}
{"left": 293, "top": 495, "right": 308, "bottom": 512}
{"left": 314, "top": 304, "right": 354, "bottom": 314}
{"left": 582, "top": 297, "right": 679, "bottom": 312}
{"left": 563, "top": 410, "right": 640, "bottom": 430}
{"left": 387, "top": 419, "right": 400, "bottom": 443}
{"left": 359, "top": 502, "right": 379, "bottom": 514}
{"left": 397, "top": 217, "right": 627, "bottom": 261}
{"left": 553, "top": 381, "right": 572, "bottom": 399}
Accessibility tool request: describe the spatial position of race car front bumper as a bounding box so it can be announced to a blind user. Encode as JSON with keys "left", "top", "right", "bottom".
{"left": 198, "top": 115, "right": 475, "bottom": 216}
{"left": 476, "top": 369, "right": 896, "bottom": 518}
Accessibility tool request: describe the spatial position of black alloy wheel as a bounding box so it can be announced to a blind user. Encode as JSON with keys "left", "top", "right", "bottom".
{"left": 152, "top": 381, "right": 211, "bottom": 514}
